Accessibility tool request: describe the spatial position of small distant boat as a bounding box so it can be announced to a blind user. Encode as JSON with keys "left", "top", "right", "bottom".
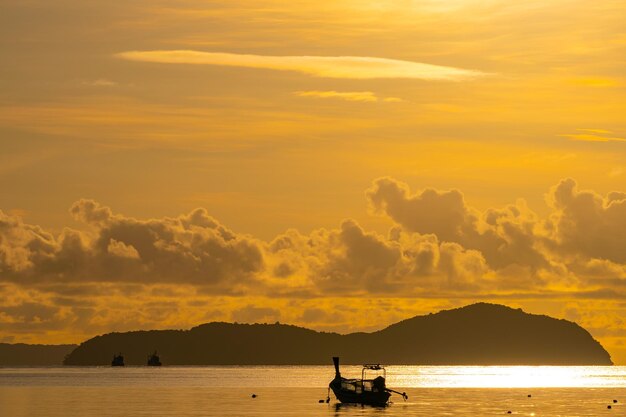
{"left": 147, "top": 351, "right": 162, "bottom": 366}
{"left": 328, "top": 357, "right": 407, "bottom": 406}
{"left": 111, "top": 353, "right": 124, "bottom": 367}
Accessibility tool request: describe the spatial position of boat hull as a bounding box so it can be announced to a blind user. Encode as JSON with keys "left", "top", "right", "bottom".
{"left": 329, "top": 378, "right": 391, "bottom": 406}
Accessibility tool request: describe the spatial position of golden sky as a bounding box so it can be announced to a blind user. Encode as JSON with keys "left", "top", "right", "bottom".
{"left": 1, "top": 0, "right": 625, "bottom": 363}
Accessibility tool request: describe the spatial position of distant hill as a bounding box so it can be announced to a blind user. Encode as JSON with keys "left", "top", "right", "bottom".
{"left": 0, "top": 343, "right": 77, "bottom": 366}
{"left": 63, "top": 303, "right": 613, "bottom": 366}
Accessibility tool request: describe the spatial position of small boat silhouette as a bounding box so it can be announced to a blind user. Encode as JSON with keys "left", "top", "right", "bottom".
{"left": 147, "top": 351, "right": 162, "bottom": 366}
{"left": 111, "top": 353, "right": 124, "bottom": 367}
{"left": 328, "top": 357, "right": 407, "bottom": 406}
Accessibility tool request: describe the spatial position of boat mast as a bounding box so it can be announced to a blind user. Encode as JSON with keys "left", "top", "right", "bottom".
{"left": 333, "top": 356, "right": 341, "bottom": 378}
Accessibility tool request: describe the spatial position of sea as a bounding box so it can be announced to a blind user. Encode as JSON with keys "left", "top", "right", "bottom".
{"left": 0, "top": 366, "right": 624, "bottom": 416}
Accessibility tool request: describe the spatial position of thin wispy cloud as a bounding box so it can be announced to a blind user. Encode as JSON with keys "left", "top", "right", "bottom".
{"left": 294, "top": 91, "right": 404, "bottom": 103}
{"left": 80, "top": 79, "right": 118, "bottom": 88}
{"left": 577, "top": 128, "right": 612, "bottom": 135}
{"left": 116, "top": 50, "right": 486, "bottom": 81}
{"left": 560, "top": 129, "right": 626, "bottom": 143}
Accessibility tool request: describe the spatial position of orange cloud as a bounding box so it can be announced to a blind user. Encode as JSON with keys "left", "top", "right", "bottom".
{"left": 560, "top": 129, "right": 626, "bottom": 143}
{"left": 0, "top": 201, "right": 264, "bottom": 290}
{"left": 366, "top": 177, "right": 549, "bottom": 270}
{"left": 546, "top": 178, "right": 626, "bottom": 263}
{"left": 116, "top": 50, "right": 486, "bottom": 80}
{"left": 295, "top": 91, "right": 382, "bottom": 102}
{"left": 3, "top": 179, "right": 626, "bottom": 296}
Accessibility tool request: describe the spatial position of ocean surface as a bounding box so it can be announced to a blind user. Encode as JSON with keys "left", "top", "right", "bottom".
{"left": 0, "top": 366, "right": 624, "bottom": 416}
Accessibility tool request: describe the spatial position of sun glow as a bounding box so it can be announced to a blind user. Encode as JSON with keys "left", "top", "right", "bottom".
{"left": 389, "top": 366, "right": 626, "bottom": 388}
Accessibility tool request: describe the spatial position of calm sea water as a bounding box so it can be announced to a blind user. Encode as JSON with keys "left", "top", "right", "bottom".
{"left": 0, "top": 366, "right": 624, "bottom": 416}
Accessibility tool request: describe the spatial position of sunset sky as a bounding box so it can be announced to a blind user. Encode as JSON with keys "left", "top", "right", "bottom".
{"left": 1, "top": 0, "right": 625, "bottom": 363}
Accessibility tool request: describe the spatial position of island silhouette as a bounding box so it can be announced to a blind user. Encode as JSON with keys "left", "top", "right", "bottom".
{"left": 0, "top": 343, "right": 76, "bottom": 366}
{"left": 62, "top": 303, "right": 613, "bottom": 366}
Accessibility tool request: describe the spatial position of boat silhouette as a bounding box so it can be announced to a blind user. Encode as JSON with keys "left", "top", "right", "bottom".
{"left": 111, "top": 353, "right": 124, "bottom": 366}
{"left": 328, "top": 357, "right": 407, "bottom": 406}
{"left": 147, "top": 351, "right": 162, "bottom": 366}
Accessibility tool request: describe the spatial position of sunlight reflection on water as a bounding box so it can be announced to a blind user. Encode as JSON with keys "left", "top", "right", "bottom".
{"left": 1, "top": 365, "right": 625, "bottom": 388}
{"left": 390, "top": 365, "right": 626, "bottom": 388}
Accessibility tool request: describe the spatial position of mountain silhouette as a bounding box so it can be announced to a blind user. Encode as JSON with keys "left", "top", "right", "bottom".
{"left": 63, "top": 303, "right": 612, "bottom": 365}
{"left": 0, "top": 343, "right": 77, "bottom": 366}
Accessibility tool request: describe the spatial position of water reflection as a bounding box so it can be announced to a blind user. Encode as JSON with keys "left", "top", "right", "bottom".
{"left": 0, "top": 369, "right": 624, "bottom": 417}
{"left": 390, "top": 365, "right": 626, "bottom": 388}
{"left": 2, "top": 365, "right": 624, "bottom": 388}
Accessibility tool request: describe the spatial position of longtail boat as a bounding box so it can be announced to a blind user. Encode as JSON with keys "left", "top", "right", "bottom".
{"left": 328, "top": 357, "right": 407, "bottom": 406}
{"left": 111, "top": 353, "right": 124, "bottom": 367}
{"left": 147, "top": 351, "right": 162, "bottom": 366}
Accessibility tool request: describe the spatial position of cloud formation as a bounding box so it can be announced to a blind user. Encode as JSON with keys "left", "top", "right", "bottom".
{"left": 267, "top": 220, "right": 492, "bottom": 296}
{"left": 365, "top": 177, "right": 626, "bottom": 292}
{"left": 1, "top": 201, "right": 264, "bottom": 291}
{"left": 116, "top": 50, "right": 485, "bottom": 80}
{"left": 366, "top": 177, "right": 549, "bottom": 271}
{"left": 4, "top": 179, "right": 626, "bottom": 293}
{"left": 3, "top": 179, "right": 626, "bottom": 297}
{"left": 546, "top": 178, "right": 626, "bottom": 263}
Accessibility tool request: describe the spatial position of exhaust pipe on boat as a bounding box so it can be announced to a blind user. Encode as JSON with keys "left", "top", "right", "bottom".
{"left": 333, "top": 356, "right": 341, "bottom": 378}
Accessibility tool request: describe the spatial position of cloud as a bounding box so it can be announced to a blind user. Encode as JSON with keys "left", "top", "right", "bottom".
{"left": 0, "top": 209, "right": 57, "bottom": 273}
{"left": 1, "top": 201, "right": 264, "bottom": 291}
{"left": 365, "top": 177, "right": 550, "bottom": 270}
{"left": 546, "top": 178, "right": 626, "bottom": 263}
{"left": 4, "top": 179, "right": 626, "bottom": 299}
{"left": 107, "top": 239, "right": 140, "bottom": 259}
{"left": 577, "top": 129, "right": 612, "bottom": 135}
{"left": 231, "top": 305, "right": 281, "bottom": 323}
{"left": 4, "top": 179, "right": 626, "bottom": 300}
{"left": 364, "top": 176, "right": 626, "bottom": 292}
{"left": 294, "top": 91, "right": 403, "bottom": 103}
{"left": 267, "top": 219, "right": 493, "bottom": 296}
{"left": 0, "top": 302, "right": 60, "bottom": 325}
{"left": 82, "top": 79, "right": 118, "bottom": 87}
{"left": 560, "top": 129, "right": 626, "bottom": 143}
{"left": 298, "top": 307, "right": 334, "bottom": 323}
{"left": 116, "top": 50, "right": 486, "bottom": 81}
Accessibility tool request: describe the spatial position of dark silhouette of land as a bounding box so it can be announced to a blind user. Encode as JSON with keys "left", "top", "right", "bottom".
{"left": 63, "top": 303, "right": 613, "bottom": 366}
{"left": 0, "top": 343, "right": 77, "bottom": 366}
